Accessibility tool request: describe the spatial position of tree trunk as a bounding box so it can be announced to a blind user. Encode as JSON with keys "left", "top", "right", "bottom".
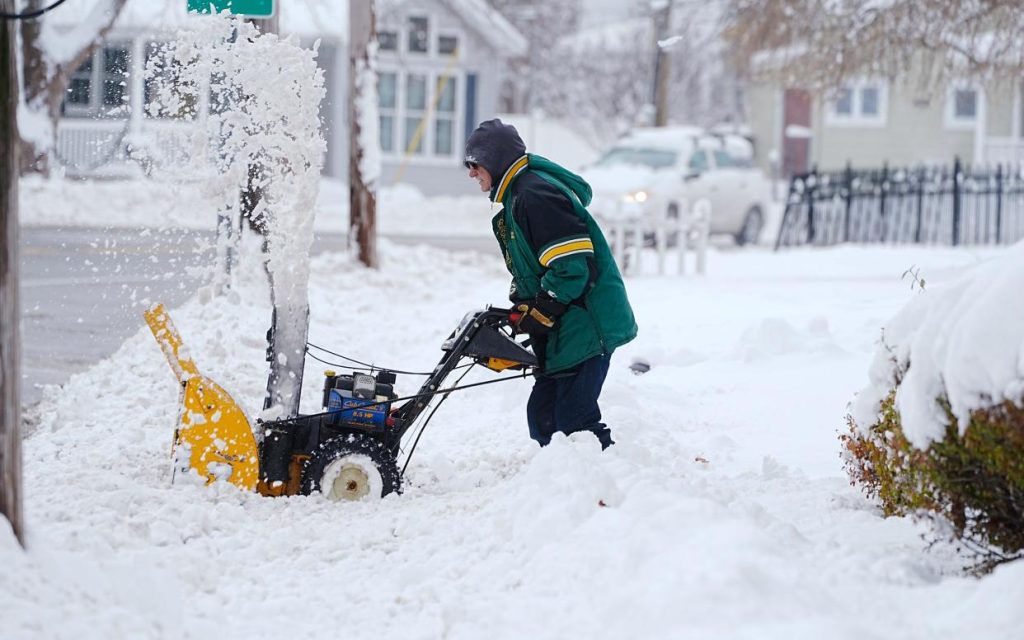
{"left": 18, "top": 0, "right": 129, "bottom": 174}
{"left": 349, "top": 0, "right": 378, "bottom": 268}
{"left": 652, "top": 0, "right": 672, "bottom": 127}
{"left": 1, "top": 0, "right": 25, "bottom": 546}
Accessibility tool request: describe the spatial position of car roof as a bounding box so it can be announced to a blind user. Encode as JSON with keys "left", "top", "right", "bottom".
{"left": 616, "top": 126, "right": 704, "bottom": 151}
{"left": 609, "top": 126, "right": 755, "bottom": 159}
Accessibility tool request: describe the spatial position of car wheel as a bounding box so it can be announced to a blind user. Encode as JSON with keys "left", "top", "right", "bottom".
{"left": 736, "top": 207, "right": 764, "bottom": 247}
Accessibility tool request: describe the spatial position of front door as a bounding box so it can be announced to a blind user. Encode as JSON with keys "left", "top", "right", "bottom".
{"left": 782, "top": 88, "right": 811, "bottom": 177}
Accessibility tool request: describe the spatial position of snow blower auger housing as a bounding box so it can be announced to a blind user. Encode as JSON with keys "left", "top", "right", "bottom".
{"left": 146, "top": 305, "right": 536, "bottom": 501}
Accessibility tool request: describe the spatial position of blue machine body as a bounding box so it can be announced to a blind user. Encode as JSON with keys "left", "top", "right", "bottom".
{"left": 327, "top": 389, "right": 389, "bottom": 428}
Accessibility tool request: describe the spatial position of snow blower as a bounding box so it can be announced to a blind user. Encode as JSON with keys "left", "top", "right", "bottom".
{"left": 145, "top": 304, "right": 537, "bottom": 501}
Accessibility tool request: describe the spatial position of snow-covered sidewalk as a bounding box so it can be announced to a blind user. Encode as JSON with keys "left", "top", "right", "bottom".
{"left": 5, "top": 239, "right": 1023, "bottom": 639}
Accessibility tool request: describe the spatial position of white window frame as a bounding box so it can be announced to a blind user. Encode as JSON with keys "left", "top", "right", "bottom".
{"left": 62, "top": 41, "right": 133, "bottom": 119}
{"left": 378, "top": 66, "right": 464, "bottom": 165}
{"left": 824, "top": 79, "right": 888, "bottom": 128}
{"left": 944, "top": 83, "right": 981, "bottom": 131}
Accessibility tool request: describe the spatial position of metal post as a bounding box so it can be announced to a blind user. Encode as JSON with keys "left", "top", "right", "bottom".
{"left": 953, "top": 156, "right": 962, "bottom": 246}
{"left": 878, "top": 163, "right": 888, "bottom": 243}
{"left": 843, "top": 162, "right": 853, "bottom": 242}
{"left": 774, "top": 175, "right": 796, "bottom": 251}
{"left": 806, "top": 166, "right": 817, "bottom": 245}
{"left": 1, "top": 0, "right": 24, "bottom": 546}
{"left": 915, "top": 165, "right": 925, "bottom": 244}
{"left": 996, "top": 163, "right": 1003, "bottom": 244}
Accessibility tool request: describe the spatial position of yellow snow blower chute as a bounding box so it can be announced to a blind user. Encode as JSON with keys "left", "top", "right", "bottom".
{"left": 144, "top": 304, "right": 259, "bottom": 491}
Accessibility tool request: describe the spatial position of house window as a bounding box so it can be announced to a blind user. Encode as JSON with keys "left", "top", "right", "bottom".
{"left": 434, "top": 76, "right": 456, "bottom": 155}
{"left": 144, "top": 42, "right": 198, "bottom": 120}
{"left": 62, "top": 43, "right": 131, "bottom": 118}
{"left": 825, "top": 81, "right": 887, "bottom": 126}
{"left": 408, "top": 16, "right": 428, "bottom": 54}
{"left": 102, "top": 46, "right": 130, "bottom": 112}
{"left": 65, "top": 56, "right": 93, "bottom": 109}
{"left": 834, "top": 88, "right": 853, "bottom": 116}
{"left": 378, "top": 72, "right": 397, "bottom": 152}
{"left": 378, "top": 30, "right": 398, "bottom": 52}
{"left": 438, "top": 35, "right": 458, "bottom": 56}
{"left": 945, "top": 85, "right": 979, "bottom": 130}
{"left": 378, "top": 69, "right": 462, "bottom": 160}
{"left": 404, "top": 73, "right": 427, "bottom": 154}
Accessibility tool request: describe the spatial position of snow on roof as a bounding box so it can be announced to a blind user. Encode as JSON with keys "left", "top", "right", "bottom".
{"left": 438, "top": 0, "right": 527, "bottom": 57}
{"left": 616, "top": 126, "right": 705, "bottom": 150}
{"left": 47, "top": 0, "right": 525, "bottom": 57}
{"left": 377, "top": 0, "right": 526, "bottom": 58}
{"left": 557, "top": 17, "right": 651, "bottom": 54}
{"left": 44, "top": 0, "right": 347, "bottom": 38}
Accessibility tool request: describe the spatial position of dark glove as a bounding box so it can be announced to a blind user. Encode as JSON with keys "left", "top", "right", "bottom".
{"left": 511, "top": 293, "right": 568, "bottom": 336}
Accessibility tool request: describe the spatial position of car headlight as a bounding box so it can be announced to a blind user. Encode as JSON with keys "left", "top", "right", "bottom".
{"left": 623, "top": 190, "right": 648, "bottom": 203}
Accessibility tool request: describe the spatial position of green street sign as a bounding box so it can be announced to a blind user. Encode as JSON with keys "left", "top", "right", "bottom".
{"left": 187, "top": 0, "right": 275, "bottom": 18}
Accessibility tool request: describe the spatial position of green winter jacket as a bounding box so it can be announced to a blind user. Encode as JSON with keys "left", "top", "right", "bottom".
{"left": 490, "top": 154, "right": 637, "bottom": 373}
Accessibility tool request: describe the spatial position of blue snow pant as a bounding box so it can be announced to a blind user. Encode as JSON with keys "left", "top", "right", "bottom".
{"left": 526, "top": 352, "right": 614, "bottom": 449}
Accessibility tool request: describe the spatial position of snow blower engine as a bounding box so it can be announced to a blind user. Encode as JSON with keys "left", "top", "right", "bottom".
{"left": 145, "top": 305, "right": 537, "bottom": 502}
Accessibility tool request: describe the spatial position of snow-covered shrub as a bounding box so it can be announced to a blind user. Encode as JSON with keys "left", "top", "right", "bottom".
{"left": 843, "top": 245, "right": 1024, "bottom": 572}
{"left": 842, "top": 381, "right": 1024, "bottom": 572}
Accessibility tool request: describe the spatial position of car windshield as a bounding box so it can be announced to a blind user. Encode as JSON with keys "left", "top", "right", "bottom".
{"left": 595, "top": 147, "right": 678, "bottom": 170}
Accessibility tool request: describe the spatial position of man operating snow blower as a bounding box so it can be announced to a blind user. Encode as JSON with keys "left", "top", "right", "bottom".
{"left": 464, "top": 119, "right": 637, "bottom": 450}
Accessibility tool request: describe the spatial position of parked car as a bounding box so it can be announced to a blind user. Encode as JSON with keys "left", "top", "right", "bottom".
{"left": 583, "top": 126, "right": 772, "bottom": 245}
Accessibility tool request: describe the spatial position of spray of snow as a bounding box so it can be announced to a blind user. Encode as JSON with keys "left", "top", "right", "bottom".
{"left": 143, "top": 15, "right": 326, "bottom": 416}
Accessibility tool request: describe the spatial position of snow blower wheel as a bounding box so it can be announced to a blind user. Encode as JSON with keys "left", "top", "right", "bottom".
{"left": 301, "top": 434, "right": 402, "bottom": 501}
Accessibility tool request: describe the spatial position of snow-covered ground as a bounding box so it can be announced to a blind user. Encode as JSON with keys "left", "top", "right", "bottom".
{"left": 6, "top": 178, "right": 1024, "bottom": 638}
{"left": 18, "top": 175, "right": 489, "bottom": 236}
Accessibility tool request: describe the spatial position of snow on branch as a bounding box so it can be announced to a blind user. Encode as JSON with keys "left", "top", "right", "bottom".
{"left": 724, "top": 0, "right": 1024, "bottom": 89}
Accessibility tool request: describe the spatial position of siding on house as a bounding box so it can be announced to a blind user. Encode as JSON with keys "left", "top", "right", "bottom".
{"left": 749, "top": 74, "right": 1023, "bottom": 175}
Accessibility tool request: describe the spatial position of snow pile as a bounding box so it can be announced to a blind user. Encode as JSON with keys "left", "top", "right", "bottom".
{"left": 734, "top": 316, "right": 842, "bottom": 361}
{"left": 7, "top": 240, "right": 1024, "bottom": 637}
{"left": 851, "top": 240, "right": 1024, "bottom": 447}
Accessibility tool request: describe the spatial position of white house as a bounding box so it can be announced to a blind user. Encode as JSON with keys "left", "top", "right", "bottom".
{"left": 48, "top": 0, "right": 526, "bottom": 195}
{"left": 747, "top": 70, "right": 1024, "bottom": 178}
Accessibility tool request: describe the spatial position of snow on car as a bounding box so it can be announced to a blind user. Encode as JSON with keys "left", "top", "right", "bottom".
{"left": 583, "top": 126, "right": 772, "bottom": 245}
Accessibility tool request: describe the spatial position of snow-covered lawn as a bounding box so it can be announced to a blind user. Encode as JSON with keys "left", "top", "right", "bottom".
{"left": 5, "top": 228, "right": 1023, "bottom": 638}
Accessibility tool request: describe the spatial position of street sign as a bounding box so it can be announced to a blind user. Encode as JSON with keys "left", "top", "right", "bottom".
{"left": 187, "top": 0, "right": 275, "bottom": 18}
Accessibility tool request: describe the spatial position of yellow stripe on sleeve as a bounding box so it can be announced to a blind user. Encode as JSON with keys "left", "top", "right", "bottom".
{"left": 538, "top": 239, "right": 594, "bottom": 267}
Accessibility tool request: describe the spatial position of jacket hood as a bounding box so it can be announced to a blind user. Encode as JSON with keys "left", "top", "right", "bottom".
{"left": 464, "top": 119, "right": 526, "bottom": 181}
{"left": 528, "top": 154, "right": 593, "bottom": 207}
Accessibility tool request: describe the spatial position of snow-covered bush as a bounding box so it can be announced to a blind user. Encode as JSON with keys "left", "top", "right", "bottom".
{"left": 844, "top": 245, "right": 1024, "bottom": 572}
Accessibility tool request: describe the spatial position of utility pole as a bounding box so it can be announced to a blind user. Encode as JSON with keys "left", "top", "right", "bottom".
{"left": 349, "top": 0, "right": 378, "bottom": 268}
{"left": 652, "top": 0, "right": 673, "bottom": 127}
{"left": 1, "top": 0, "right": 24, "bottom": 546}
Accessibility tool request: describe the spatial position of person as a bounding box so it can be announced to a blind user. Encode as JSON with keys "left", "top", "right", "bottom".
{"left": 463, "top": 118, "right": 637, "bottom": 449}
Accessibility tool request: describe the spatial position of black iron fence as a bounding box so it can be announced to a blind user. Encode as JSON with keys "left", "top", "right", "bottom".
{"left": 775, "top": 158, "right": 1024, "bottom": 249}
